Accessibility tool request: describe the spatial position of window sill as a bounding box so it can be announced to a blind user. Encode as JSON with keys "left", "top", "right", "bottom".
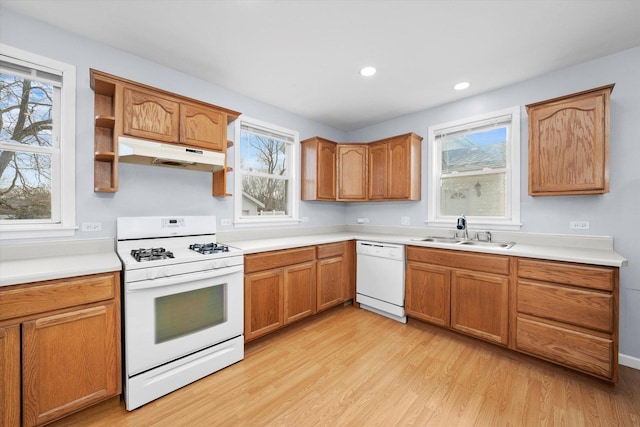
{"left": 233, "top": 217, "right": 301, "bottom": 227}
{"left": 0, "top": 224, "right": 76, "bottom": 241}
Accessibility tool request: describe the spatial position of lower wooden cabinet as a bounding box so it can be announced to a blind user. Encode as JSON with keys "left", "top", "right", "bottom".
{"left": 316, "top": 242, "right": 347, "bottom": 312}
{"left": 407, "top": 247, "right": 620, "bottom": 382}
{"left": 451, "top": 270, "right": 509, "bottom": 345}
{"left": 406, "top": 246, "right": 510, "bottom": 346}
{"left": 22, "top": 304, "right": 120, "bottom": 426}
{"left": 0, "top": 272, "right": 121, "bottom": 426}
{"left": 244, "top": 242, "right": 354, "bottom": 342}
{"left": 514, "top": 258, "right": 618, "bottom": 382}
{"left": 405, "top": 262, "right": 450, "bottom": 327}
{"left": 244, "top": 269, "right": 285, "bottom": 341}
{"left": 0, "top": 325, "right": 20, "bottom": 427}
{"left": 244, "top": 247, "right": 316, "bottom": 342}
{"left": 284, "top": 262, "right": 317, "bottom": 324}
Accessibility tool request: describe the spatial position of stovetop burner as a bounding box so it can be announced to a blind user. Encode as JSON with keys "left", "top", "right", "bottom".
{"left": 189, "top": 242, "right": 230, "bottom": 254}
{"left": 131, "top": 247, "right": 175, "bottom": 262}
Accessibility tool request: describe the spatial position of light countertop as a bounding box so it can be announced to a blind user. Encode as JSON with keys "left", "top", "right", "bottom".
{"left": 225, "top": 230, "right": 627, "bottom": 268}
{"left": 0, "top": 229, "right": 627, "bottom": 288}
{"left": 0, "top": 238, "right": 121, "bottom": 288}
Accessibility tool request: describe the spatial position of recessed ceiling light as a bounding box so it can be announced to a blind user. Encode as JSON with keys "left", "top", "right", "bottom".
{"left": 454, "top": 81, "right": 470, "bottom": 91}
{"left": 360, "top": 66, "right": 377, "bottom": 77}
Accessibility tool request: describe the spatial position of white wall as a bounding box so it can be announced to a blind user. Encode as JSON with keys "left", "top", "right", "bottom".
{"left": 2, "top": 8, "right": 639, "bottom": 364}
{"left": 346, "top": 47, "right": 640, "bottom": 363}
{"left": 0, "top": 8, "right": 348, "bottom": 240}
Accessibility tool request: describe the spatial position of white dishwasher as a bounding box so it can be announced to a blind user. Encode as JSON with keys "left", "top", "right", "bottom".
{"left": 356, "top": 240, "right": 407, "bottom": 323}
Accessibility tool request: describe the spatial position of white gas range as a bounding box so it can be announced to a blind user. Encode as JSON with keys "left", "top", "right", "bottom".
{"left": 116, "top": 216, "right": 244, "bottom": 410}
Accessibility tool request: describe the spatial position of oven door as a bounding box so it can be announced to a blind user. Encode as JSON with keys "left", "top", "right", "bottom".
{"left": 124, "top": 264, "right": 243, "bottom": 376}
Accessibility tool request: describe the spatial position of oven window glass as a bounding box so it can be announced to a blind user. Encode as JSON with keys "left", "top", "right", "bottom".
{"left": 155, "top": 284, "right": 226, "bottom": 343}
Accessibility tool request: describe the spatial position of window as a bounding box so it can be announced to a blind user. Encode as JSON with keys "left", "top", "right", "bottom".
{"left": 427, "top": 106, "right": 520, "bottom": 230}
{"left": 234, "top": 116, "right": 299, "bottom": 224}
{"left": 0, "top": 44, "right": 76, "bottom": 239}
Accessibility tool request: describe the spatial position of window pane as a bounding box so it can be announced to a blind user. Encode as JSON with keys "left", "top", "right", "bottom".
{"left": 0, "top": 73, "right": 54, "bottom": 147}
{"left": 440, "top": 173, "right": 505, "bottom": 217}
{"left": 442, "top": 127, "right": 506, "bottom": 174}
{"left": 0, "top": 150, "right": 52, "bottom": 220}
{"left": 239, "top": 132, "right": 287, "bottom": 176}
{"left": 241, "top": 175, "right": 288, "bottom": 216}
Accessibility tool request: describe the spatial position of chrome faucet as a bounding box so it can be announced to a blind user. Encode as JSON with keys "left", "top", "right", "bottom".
{"left": 456, "top": 214, "right": 469, "bottom": 240}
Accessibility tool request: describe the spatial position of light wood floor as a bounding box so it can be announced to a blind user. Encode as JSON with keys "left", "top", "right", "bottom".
{"left": 52, "top": 305, "right": 640, "bottom": 426}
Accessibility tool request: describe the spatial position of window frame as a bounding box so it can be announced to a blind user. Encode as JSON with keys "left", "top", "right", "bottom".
{"left": 233, "top": 115, "right": 299, "bottom": 226}
{"left": 0, "top": 44, "right": 76, "bottom": 240}
{"left": 426, "top": 106, "right": 521, "bottom": 230}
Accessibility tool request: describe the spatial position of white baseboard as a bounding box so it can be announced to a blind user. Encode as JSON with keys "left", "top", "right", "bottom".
{"left": 619, "top": 353, "right": 640, "bottom": 370}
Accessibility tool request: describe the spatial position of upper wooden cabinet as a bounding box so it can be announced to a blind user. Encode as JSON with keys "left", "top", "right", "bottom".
{"left": 180, "top": 102, "right": 226, "bottom": 151}
{"left": 123, "top": 86, "right": 180, "bottom": 144}
{"left": 302, "top": 132, "right": 422, "bottom": 202}
{"left": 301, "top": 137, "right": 336, "bottom": 201}
{"left": 90, "top": 69, "right": 240, "bottom": 194}
{"left": 369, "top": 133, "right": 422, "bottom": 200}
{"left": 337, "top": 144, "right": 368, "bottom": 201}
{"left": 526, "top": 84, "right": 614, "bottom": 196}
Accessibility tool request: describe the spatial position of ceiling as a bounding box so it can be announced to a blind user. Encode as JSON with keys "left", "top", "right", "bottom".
{"left": 3, "top": 0, "right": 640, "bottom": 131}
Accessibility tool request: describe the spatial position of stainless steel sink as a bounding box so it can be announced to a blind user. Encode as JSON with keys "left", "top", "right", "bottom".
{"left": 418, "top": 236, "right": 462, "bottom": 244}
{"left": 412, "top": 236, "right": 515, "bottom": 249}
{"left": 457, "top": 240, "right": 515, "bottom": 249}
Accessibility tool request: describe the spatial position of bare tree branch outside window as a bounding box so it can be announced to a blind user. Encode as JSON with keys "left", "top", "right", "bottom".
{"left": 0, "top": 73, "right": 53, "bottom": 219}
{"left": 241, "top": 134, "right": 288, "bottom": 214}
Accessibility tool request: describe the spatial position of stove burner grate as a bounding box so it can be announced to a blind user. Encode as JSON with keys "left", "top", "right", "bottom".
{"left": 131, "top": 247, "right": 175, "bottom": 262}
{"left": 189, "top": 243, "right": 230, "bottom": 254}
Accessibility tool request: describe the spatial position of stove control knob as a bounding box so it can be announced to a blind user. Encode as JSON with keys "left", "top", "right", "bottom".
{"left": 147, "top": 269, "right": 158, "bottom": 280}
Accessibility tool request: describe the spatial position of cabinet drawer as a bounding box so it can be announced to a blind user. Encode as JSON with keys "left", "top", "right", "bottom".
{"left": 245, "top": 247, "right": 315, "bottom": 273}
{"left": 317, "top": 242, "right": 345, "bottom": 259}
{"left": 517, "top": 258, "right": 614, "bottom": 291}
{"left": 516, "top": 317, "right": 613, "bottom": 379}
{"left": 0, "top": 272, "right": 118, "bottom": 322}
{"left": 517, "top": 280, "right": 613, "bottom": 332}
{"left": 406, "top": 246, "right": 509, "bottom": 275}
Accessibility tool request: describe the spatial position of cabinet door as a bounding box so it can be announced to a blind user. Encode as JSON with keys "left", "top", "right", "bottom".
{"left": 527, "top": 85, "right": 612, "bottom": 196}
{"left": 0, "top": 325, "right": 20, "bottom": 427}
{"left": 244, "top": 269, "right": 284, "bottom": 342}
{"left": 284, "top": 262, "right": 316, "bottom": 325}
{"left": 451, "top": 270, "right": 509, "bottom": 345}
{"left": 387, "top": 137, "right": 411, "bottom": 199}
{"left": 405, "top": 262, "right": 451, "bottom": 327}
{"left": 123, "top": 86, "right": 180, "bottom": 143}
{"left": 317, "top": 256, "right": 345, "bottom": 312}
{"left": 22, "top": 304, "right": 120, "bottom": 427}
{"left": 180, "top": 102, "right": 225, "bottom": 151}
{"left": 368, "top": 141, "right": 388, "bottom": 200}
{"left": 317, "top": 140, "right": 337, "bottom": 200}
{"left": 337, "top": 144, "right": 367, "bottom": 201}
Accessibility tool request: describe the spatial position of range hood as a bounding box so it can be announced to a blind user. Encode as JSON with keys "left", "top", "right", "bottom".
{"left": 118, "top": 136, "right": 225, "bottom": 172}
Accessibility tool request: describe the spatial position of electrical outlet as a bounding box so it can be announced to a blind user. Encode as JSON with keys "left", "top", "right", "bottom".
{"left": 81, "top": 222, "right": 102, "bottom": 232}
{"left": 401, "top": 216, "right": 410, "bottom": 226}
{"left": 220, "top": 218, "right": 232, "bottom": 226}
{"left": 301, "top": 216, "right": 309, "bottom": 223}
{"left": 570, "top": 221, "right": 590, "bottom": 230}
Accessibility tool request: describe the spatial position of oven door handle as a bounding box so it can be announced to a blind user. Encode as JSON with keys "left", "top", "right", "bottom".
{"left": 126, "top": 264, "right": 244, "bottom": 291}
